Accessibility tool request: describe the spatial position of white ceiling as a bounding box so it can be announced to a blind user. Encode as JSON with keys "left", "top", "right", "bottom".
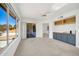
{"left": 12, "top": 3, "right": 79, "bottom": 20}
{"left": 12, "top": 3, "right": 54, "bottom": 19}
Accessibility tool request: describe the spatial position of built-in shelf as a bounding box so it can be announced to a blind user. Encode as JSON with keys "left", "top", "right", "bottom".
{"left": 55, "top": 20, "right": 63, "bottom": 25}
{"left": 54, "top": 16, "right": 76, "bottom": 25}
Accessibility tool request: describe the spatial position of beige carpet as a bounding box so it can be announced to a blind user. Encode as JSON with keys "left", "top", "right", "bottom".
{"left": 14, "top": 38, "right": 79, "bottom": 56}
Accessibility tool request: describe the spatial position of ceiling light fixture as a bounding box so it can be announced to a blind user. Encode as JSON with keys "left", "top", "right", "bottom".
{"left": 52, "top": 3, "right": 67, "bottom": 11}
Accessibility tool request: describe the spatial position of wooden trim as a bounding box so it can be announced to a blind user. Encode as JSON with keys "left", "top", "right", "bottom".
{"left": 0, "top": 3, "right": 7, "bottom": 11}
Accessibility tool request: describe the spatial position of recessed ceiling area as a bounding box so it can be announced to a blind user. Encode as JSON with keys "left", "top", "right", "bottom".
{"left": 12, "top": 3, "right": 79, "bottom": 20}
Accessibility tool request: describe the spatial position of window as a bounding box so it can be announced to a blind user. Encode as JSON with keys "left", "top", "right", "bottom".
{"left": 8, "top": 15, "right": 16, "bottom": 43}
{"left": 0, "top": 4, "right": 18, "bottom": 51}
{"left": 0, "top": 7, "right": 7, "bottom": 48}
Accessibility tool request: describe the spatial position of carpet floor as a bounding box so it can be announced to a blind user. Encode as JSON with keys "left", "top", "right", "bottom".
{"left": 14, "top": 38, "right": 79, "bottom": 56}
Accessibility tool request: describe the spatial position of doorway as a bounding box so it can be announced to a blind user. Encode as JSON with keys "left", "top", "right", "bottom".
{"left": 43, "top": 23, "right": 49, "bottom": 38}
{"left": 27, "top": 23, "right": 36, "bottom": 38}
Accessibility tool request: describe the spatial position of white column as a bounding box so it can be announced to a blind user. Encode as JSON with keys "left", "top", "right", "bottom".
{"left": 18, "top": 19, "right": 21, "bottom": 39}
{"left": 36, "top": 22, "right": 43, "bottom": 38}
{"left": 21, "top": 22, "right": 26, "bottom": 39}
{"left": 49, "top": 22, "right": 54, "bottom": 39}
{"left": 76, "top": 14, "right": 79, "bottom": 47}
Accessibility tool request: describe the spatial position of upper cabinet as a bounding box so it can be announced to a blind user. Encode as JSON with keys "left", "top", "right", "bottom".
{"left": 54, "top": 16, "right": 76, "bottom": 25}
{"left": 55, "top": 20, "right": 63, "bottom": 25}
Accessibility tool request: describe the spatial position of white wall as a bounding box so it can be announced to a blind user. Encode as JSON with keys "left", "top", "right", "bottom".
{"left": 49, "top": 22, "right": 53, "bottom": 39}
{"left": 36, "top": 22, "right": 43, "bottom": 38}
{"left": 21, "top": 22, "right": 27, "bottom": 39}
{"left": 53, "top": 9, "right": 78, "bottom": 34}
{"left": 54, "top": 24, "right": 76, "bottom": 34}
{"left": 76, "top": 12, "right": 79, "bottom": 48}
{"left": 43, "top": 23, "right": 49, "bottom": 34}
{"left": 21, "top": 18, "right": 37, "bottom": 23}
{"left": 0, "top": 20, "right": 21, "bottom": 56}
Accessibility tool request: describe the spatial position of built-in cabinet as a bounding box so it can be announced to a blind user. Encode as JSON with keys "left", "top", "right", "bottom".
{"left": 53, "top": 16, "right": 76, "bottom": 46}
{"left": 53, "top": 32, "right": 76, "bottom": 46}
{"left": 54, "top": 16, "right": 76, "bottom": 25}
{"left": 67, "top": 34, "right": 76, "bottom": 45}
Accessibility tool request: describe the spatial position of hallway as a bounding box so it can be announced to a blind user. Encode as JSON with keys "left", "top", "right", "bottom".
{"left": 14, "top": 38, "right": 79, "bottom": 56}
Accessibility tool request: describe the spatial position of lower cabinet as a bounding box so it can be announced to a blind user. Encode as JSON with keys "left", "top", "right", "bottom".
{"left": 53, "top": 32, "right": 76, "bottom": 46}
{"left": 62, "top": 34, "right": 68, "bottom": 43}
{"left": 57, "top": 33, "right": 62, "bottom": 41}
{"left": 53, "top": 33, "right": 57, "bottom": 39}
{"left": 67, "top": 34, "right": 76, "bottom": 46}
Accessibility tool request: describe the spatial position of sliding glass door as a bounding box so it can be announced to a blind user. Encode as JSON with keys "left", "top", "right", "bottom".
{"left": 8, "top": 15, "right": 16, "bottom": 43}
{"left": 0, "top": 4, "right": 18, "bottom": 51}
{"left": 0, "top": 7, "right": 7, "bottom": 48}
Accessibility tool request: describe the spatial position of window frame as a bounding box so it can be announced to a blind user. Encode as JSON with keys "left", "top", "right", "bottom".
{"left": 0, "top": 3, "right": 18, "bottom": 48}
